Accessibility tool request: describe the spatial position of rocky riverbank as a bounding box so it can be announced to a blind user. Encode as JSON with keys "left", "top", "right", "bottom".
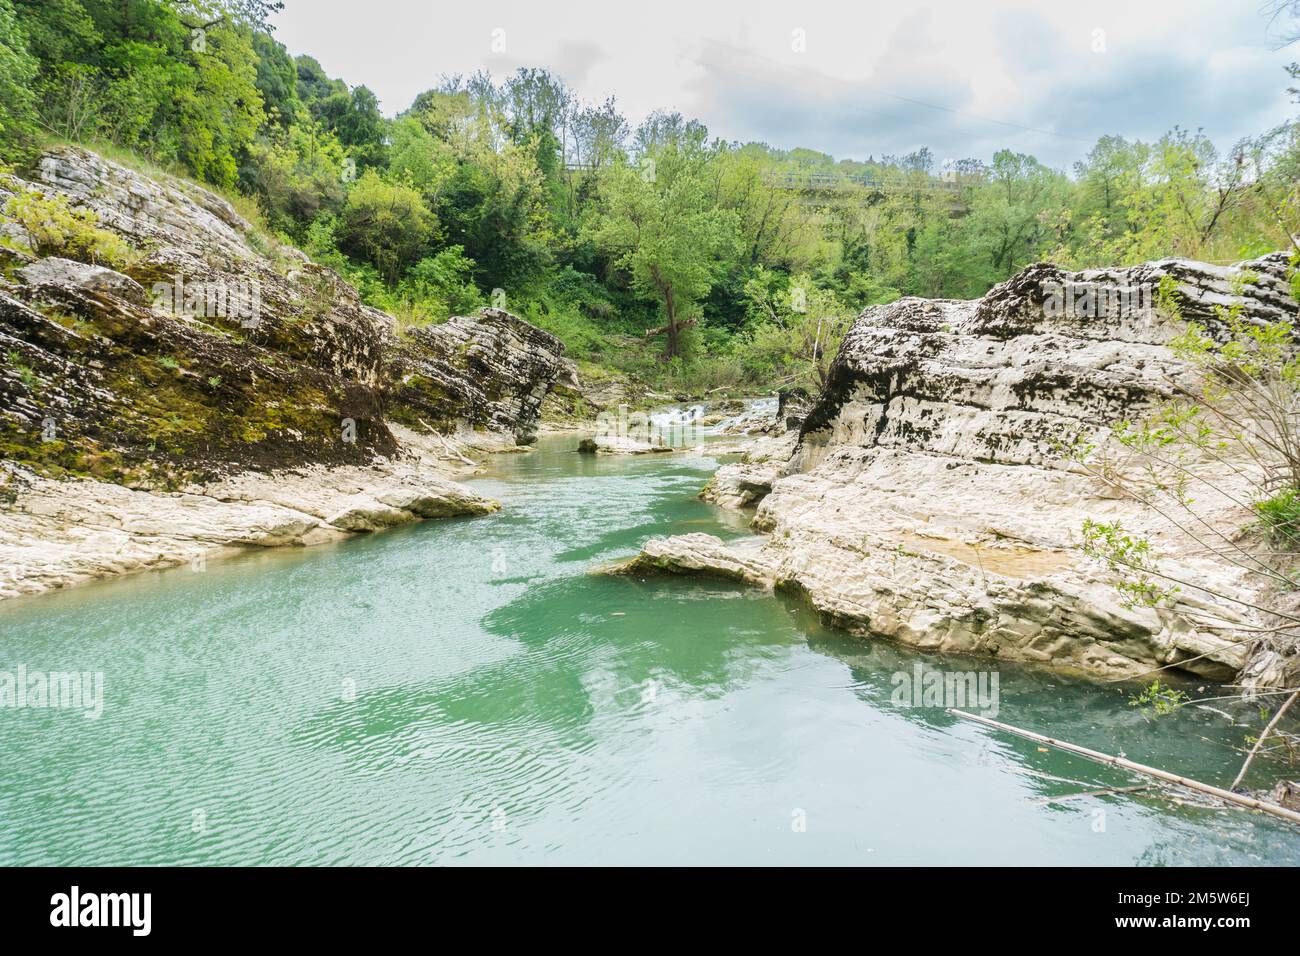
{"left": 618, "top": 255, "right": 1300, "bottom": 688}
{"left": 0, "top": 147, "right": 569, "bottom": 599}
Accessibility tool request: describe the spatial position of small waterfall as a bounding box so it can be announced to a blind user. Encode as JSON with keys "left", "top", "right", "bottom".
{"left": 711, "top": 397, "right": 777, "bottom": 434}
{"left": 649, "top": 404, "right": 706, "bottom": 429}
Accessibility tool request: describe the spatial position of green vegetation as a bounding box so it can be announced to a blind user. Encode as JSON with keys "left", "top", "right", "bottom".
{"left": 1255, "top": 488, "right": 1300, "bottom": 551}
{"left": 1, "top": 0, "right": 1299, "bottom": 397}
{"left": 2, "top": 184, "right": 136, "bottom": 268}
{"left": 1129, "top": 679, "right": 1190, "bottom": 719}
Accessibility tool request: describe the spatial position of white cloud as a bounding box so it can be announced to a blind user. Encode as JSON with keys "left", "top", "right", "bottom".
{"left": 270, "top": 0, "right": 1298, "bottom": 168}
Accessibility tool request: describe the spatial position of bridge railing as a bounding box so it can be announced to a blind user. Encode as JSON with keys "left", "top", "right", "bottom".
{"left": 763, "top": 171, "right": 968, "bottom": 193}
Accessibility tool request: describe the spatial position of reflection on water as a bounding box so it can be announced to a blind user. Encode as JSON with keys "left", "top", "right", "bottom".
{"left": 0, "top": 435, "right": 1296, "bottom": 865}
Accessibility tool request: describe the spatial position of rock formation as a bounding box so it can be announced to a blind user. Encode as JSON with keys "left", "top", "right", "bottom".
{"left": 386, "top": 308, "right": 569, "bottom": 444}
{"left": 624, "top": 255, "right": 1300, "bottom": 686}
{"left": 577, "top": 435, "right": 673, "bottom": 454}
{"left": 0, "top": 146, "right": 567, "bottom": 598}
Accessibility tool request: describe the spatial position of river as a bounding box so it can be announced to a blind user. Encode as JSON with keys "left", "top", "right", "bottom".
{"left": 1, "top": 434, "right": 1297, "bottom": 864}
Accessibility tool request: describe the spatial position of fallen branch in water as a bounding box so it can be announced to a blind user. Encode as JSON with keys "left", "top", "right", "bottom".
{"left": 948, "top": 708, "right": 1300, "bottom": 826}
{"left": 1230, "top": 688, "right": 1300, "bottom": 790}
{"left": 1034, "top": 784, "right": 1151, "bottom": 806}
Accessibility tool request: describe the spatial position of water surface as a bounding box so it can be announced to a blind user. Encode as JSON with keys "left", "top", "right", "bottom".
{"left": 1, "top": 435, "right": 1297, "bottom": 865}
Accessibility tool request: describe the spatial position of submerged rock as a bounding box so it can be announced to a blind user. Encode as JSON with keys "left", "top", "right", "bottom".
{"left": 625, "top": 255, "right": 1299, "bottom": 685}
{"left": 577, "top": 434, "right": 673, "bottom": 454}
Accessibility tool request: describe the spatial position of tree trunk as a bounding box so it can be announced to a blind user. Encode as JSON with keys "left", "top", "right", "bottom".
{"left": 663, "top": 287, "right": 679, "bottom": 360}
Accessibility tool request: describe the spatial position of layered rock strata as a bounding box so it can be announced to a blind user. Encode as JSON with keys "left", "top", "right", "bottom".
{"left": 625, "top": 256, "right": 1299, "bottom": 685}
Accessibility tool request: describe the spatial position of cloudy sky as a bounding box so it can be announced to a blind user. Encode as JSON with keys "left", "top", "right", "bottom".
{"left": 270, "top": 0, "right": 1298, "bottom": 170}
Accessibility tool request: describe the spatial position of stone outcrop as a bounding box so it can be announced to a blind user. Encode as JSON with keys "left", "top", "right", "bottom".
{"left": 776, "top": 387, "right": 812, "bottom": 430}
{"left": 0, "top": 449, "right": 498, "bottom": 599}
{"left": 0, "top": 146, "right": 568, "bottom": 599}
{"left": 18, "top": 257, "right": 147, "bottom": 303}
{"left": 626, "top": 255, "right": 1299, "bottom": 685}
{"left": 699, "top": 431, "right": 798, "bottom": 508}
{"left": 1, "top": 146, "right": 567, "bottom": 484}
{"left": 577, "top": 435, "right": 672, "bottom": 454}
{"left": 386, "top": 308, "right": 568, "bottom": 444}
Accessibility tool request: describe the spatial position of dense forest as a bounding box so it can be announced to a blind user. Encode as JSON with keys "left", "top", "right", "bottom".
{"left": 1, "top": 0, "right": 1298, "bottom": 393}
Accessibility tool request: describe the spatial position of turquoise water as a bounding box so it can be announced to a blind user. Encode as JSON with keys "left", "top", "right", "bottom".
{"left": 1, "top": 436, "right": 1297, "bottom": 865}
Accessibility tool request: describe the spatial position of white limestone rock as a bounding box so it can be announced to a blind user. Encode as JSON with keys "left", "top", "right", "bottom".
{"left": 625, "top": 256, "right": 1299, "bottom": 685}
{"left": 18, "top": 257, "right": 147, "bottom": 303}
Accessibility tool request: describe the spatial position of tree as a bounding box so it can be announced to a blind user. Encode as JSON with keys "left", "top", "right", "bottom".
{"left": 294, "top": 54, "right": 345, "bottom": 106}
{"left": 633, "top": 110, "right": 708, "bottom": 156}
{"left": 338, "top": 170, "right": 435, "bottom": 283}
{"left": 312, "top": 84, "right": 386, "bottom": 169}
{"left": 174, "top": 18, "right": 264, "bottom": 188}
{"left": 252, "top": 31, "right": 298, "bottom": 129}
{"left": 0, "top": 0, "right": 39, "bottom": 161}
{"left": 501, "top": 67, "right": 570, "bottom": 147}
{"left": 711, "top": 146, "right": 815, "bottom": 271}
{"left": 241, "top": 119, "right": 346, "bottom": 235}
{"left": 569, "top": 96, "right": 628, "bottom": 169}
{"left": 592, "top": 145, "right": 738, "bottom": 359}
{"left": 965, "top": 149, "right": 1068, "bottom": 278}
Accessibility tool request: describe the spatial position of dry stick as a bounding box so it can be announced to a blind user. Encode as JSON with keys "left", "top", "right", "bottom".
{"left": 1034, "top": 785, "right": 1151, "bottom": 806}
{"left": 1229, "top": 688, "right": 1300, "bottom": 790}
{"left": 1194, "top": 685, "right": 1300, "bottom": 705}
{"left": 1099, "top": 551, "right": 1300, "bottom": 625}
{"left": 947, "top": 708, "right": 1300, "bottom": 826}
{"left": 1085, "top": 455, "right": 1291, "bottom": 589}
{"left": 417, "top": 418, "right": 477, "bottom": 467}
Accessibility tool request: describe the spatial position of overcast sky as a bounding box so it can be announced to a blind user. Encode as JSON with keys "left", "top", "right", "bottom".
{"left": 270, "top": 0, "right": 1299, "bottom": 170}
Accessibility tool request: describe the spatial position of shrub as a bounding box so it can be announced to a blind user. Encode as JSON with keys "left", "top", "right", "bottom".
{"left": 337, "top": 170, "right": 434, "bottom": 283}
{"left": 2, "top": 187, "right": 135, "bottom": 268}
{"left": 1255, "top": 487, "right": 1300, "bottom": 550}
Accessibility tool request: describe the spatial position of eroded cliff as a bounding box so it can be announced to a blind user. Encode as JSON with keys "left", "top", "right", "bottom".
{"left": 0, "top": 146, "right": 568, "bottom": 598}
{"left": 627, "top": 255, "right": 1300, "bottom": 686}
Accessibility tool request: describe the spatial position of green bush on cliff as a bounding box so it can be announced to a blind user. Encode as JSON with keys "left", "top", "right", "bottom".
{"left": 3, "top": 187, "right": 136, "bottom": 269}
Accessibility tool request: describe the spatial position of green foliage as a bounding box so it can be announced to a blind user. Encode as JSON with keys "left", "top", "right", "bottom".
{"left": 0, "top": 0, "right": 39, "bottom": 162}
{"left": 337, "top": 170, "right": 434, "bottom": 283}
{"left": 737, "top": 270, "right": 851, "bottom": 389}
{"left": 242, "top": 120, "right": 346, "bottom": 235}
{"left": 2, "top": 186, "right": 135, "bottom": 267}
{"left": 1080, "top": 518, "right": 1178, "bottom": 608}
{"left": 6, "top": 348, "right": 37, "bottom": 387}
{"left": 1254, "top": 487, "right": 1300, "bottom": 550}
{"left": 591, "top": 146, "right": 739, "bottom": 358}
{"left": 251, "top": 31, "right": 297, "bottom": 129}
{"left": 4, "top": 3, "right": 1296, "bottom": 395}
{"left": 1128, "top": 679, "right": 1190, "bottom": 719}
